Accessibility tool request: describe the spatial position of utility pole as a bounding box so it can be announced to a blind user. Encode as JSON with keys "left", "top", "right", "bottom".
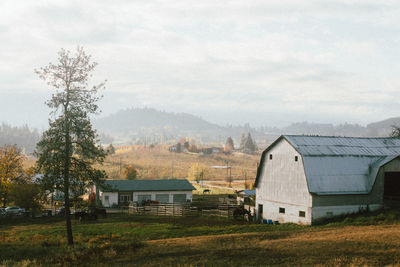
{"left": 171, "top": 161, "right": 173, "bottom": 179}
{"left": 119, "top": 157, "right": 122, "bottom": 177}
{"left": 244, "top": 171, "right": 247, "bottom": 189}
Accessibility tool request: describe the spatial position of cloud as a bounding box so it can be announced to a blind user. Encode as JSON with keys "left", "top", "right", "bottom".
{"left": 0, "top": 0, "right": 400, "bottom": 128}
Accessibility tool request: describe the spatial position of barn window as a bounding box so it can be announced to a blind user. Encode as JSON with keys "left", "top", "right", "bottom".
{"left": 269, "top": 154, "right": 273, "bottom": 160}
{"left": 279, "top": 207, "right": 285, "bottom": 214}
{"left": 295, "top": 156, "right": 298, "bottom": 162}
{"left": 299, "top": 211, "right": 305, "bottom": 217}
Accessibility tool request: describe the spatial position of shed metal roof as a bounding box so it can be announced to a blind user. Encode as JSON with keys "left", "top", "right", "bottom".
{"left": 101, "top": 179, "right": 196, "bottom": 192}
{"left": 255, "top": 135, "right": 400, "bottom": 195}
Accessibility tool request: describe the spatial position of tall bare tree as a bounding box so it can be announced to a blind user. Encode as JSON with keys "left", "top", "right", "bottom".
{"left": 35, "top": 47, "right": 107, "bottom": 246}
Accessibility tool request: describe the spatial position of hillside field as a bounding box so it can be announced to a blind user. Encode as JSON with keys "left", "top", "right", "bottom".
{"left": 101, "top": 146, "right": 259, "bottom": 186}
{"left": 1, "top": 211, "right": 400, "bottom": 266}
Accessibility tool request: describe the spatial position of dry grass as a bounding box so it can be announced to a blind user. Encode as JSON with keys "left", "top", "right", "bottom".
{"left": 101, "top": 146, "right": 259, "bottom": 182}
{"left": 2, "top": 214, "right": 400, "bottom": 266}
{"left": 110, "top": 224, "right": 400, "bottom": 266}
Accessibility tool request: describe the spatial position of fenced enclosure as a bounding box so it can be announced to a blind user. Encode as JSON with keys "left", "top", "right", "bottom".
{"left": 126, "top": 199, "right": 240, "bottom": 218}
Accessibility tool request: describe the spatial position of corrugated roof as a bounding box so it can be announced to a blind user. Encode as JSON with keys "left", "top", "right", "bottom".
{"left": 285, "top": 135, "right": 400, "bottom": 156}
{"left": 101, "top": 179, "right": 196, "bottom": 192}
{"left": 255, "top": 135, "right": 400, "bottom": 195}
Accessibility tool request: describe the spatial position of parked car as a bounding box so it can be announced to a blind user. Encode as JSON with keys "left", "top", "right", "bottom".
{"left": 0, "top": 208, "right": 6, "bottom": 217}
{"left": 5, "top": 206, "right": 25, "bottom": 215}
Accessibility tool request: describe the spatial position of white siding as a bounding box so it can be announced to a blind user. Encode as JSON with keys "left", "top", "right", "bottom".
{"left": 133, "top": 191, "right": 193, "bottom": 203}
{"left": 102, "top": 192, "right": 118, "bottom": 207}
{"left": 256, "top": 139, "right": 313, "bottom": 224}
{"left": 312, "top": 204, "right": 382, "bottom": 221}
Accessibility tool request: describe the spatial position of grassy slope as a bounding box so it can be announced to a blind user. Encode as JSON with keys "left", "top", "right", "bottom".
{"left": 1, "top": 211, "right": 400, "bottom": 266}
{"left": 102, "top": 146, "right": 259, "bottom": 182}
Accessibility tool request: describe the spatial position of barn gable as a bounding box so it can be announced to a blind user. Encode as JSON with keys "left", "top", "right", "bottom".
{"left": 255, "top": 135, "right": 400, "bottom": 195}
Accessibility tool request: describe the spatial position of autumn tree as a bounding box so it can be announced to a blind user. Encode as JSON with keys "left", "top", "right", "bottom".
{"left": 124, "top": 165, "right": 138, "bottom": 180}
{"left": 0, "top": 145, "right": 24, "bottom": 207}
{"left": 35, "top": 47, "right": 107, "bottom": 246}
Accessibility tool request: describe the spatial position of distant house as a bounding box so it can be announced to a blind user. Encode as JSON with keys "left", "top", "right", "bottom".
{"left": 99, "top": 179, "right": 196, "bottom": 207}
{"left": 255, "top": 135, "right": 400, "bottom": 225}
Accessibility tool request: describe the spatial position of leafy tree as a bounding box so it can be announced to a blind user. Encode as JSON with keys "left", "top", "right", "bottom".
{"left": 176, "top": 143, "right": 181, "bottom": 153}
{"left": 9, "top": 167, "right": 42, "bottom": 212}
{"left": 243, "top": 132, "right": 258, "bottom": 154}
{"left": 183, "top": 141, "right": 189, "bottom": 150}
{"left": 34, "top": 47, "right": 107, "bottom": 246}
{"left": 0, "top": 145, "right": 24, "bottom": 207}
{"left": 106, "top": 144, "right": 116, "bottom": 155}
{"left": 391, "top": 125, "right": 400, "bottom": 137}
{"left": 124, "top": 165, "right": 138, "bottom": 180}
{"left": 224, "top": 137, "right": 234, "bottom": 153}
{"left": 188, "top": 143, "right": 197, "bottom": 153}
{"left": 239, "top": 133, "right": 246, "bottom": 150}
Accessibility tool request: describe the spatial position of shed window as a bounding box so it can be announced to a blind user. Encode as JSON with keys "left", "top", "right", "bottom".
{"left": 295, "top": 156, "right": 298, "bottom": 162}
{"left": 156, "top": 194, "right": 169, "bottom": 203}
{"left": 279, "top": 207, "right": 285, "bottom": 214}
{"left": 173, "top": 194, "right": 187, "bottom": 203}
{"left": 269, "top": 154, "right": 273, "bottom": 160}
{"left": 120, "top": 194, "right": 132, "bottom": 202}
{"left": 137, "top": 194, "right": 151, "bottom": 204}
{"left": 299, "top": 211, "right": 305, "bottom": 217}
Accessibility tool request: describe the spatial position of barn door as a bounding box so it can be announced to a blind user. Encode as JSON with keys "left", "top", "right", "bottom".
{"left": 258, "top": 204, "right": 263, "bottom": 221}
{"left": 384, "top": 172, "right": 400, "bottom": 207}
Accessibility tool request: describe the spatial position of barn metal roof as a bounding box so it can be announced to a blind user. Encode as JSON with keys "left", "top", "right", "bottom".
{"left": 285, "top": 135, "right": 400, "bottom": 156}
{"left": 101, "top": 179, "right": 196, "bottom": 192}
{"left": 255, "top": 135, "right": 400, "bottom": 195}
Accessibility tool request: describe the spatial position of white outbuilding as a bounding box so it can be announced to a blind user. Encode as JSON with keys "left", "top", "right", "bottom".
{"left": 255, "top": 135, "right": 400, "bottom": 225}
{"left": 99, "top": 179, "right": 195, "bottom": 207}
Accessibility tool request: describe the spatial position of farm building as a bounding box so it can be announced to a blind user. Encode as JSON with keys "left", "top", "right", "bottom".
{"left": 255, "top": 135, "right": 400, "bottom": 225}
{"left": 99, "top": 179, "right": 195, "bottom": 207}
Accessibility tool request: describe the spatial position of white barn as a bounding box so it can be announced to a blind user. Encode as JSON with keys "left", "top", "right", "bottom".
{"left": 255, "top": 135, "right": 400, "bottom": 225}
{"left": 99, "top": 179, "right": 195, "bottom": 207}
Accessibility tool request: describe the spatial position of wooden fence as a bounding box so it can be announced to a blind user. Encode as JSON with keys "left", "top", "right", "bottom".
{"left": 126, "top": 202, "right": 240, "bottom": 218}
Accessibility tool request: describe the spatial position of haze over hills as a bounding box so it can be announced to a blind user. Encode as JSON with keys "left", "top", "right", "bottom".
{"left": 1, "top": 108, "right": 400, "bottom": 152}
{"left": 94, "top": 108, "right": 400, "bottom": 146}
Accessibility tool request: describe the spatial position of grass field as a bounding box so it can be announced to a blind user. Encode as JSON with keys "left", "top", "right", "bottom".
{"left": 102, "top": 146, "right": 259, "bottom": 182}
{"left": 1, "top": 211, "right": 400, "bottom": 266}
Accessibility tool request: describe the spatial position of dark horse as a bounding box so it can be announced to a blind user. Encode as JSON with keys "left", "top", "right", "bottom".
{"left": 74, "top": 207, "right": 106, "bottom": 221}
{"left": 233, "top": 207, "right": 252, "bottom": 221}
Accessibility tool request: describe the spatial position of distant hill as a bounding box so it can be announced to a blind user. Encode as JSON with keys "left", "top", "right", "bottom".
{"left": 94, "top": 108, "right": 231, "bottom": 144}
{"left": 0, "top": 123, "right": 40, "bottom": 154}
{"left": 366, "top": 117, "right": 400, "bottom": 137}
{"left": 94, "top": 107, "right": 400, "bottom": 146}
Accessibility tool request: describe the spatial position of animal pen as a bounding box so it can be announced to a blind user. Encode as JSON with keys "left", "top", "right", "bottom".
{"left": 126, "top": 197, "right": 241, "bottom": 219}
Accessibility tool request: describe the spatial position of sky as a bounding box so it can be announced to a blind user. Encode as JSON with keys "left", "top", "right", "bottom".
{"left": 1, "top": 0, "right": 400, "bottom": 129}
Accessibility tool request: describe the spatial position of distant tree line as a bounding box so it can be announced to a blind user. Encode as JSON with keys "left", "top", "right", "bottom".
{"left": 239, "top": 133, "right": 258, "bottom": 154}
{"left": 0, "top": 123, "right": 40, "bottom": 154}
